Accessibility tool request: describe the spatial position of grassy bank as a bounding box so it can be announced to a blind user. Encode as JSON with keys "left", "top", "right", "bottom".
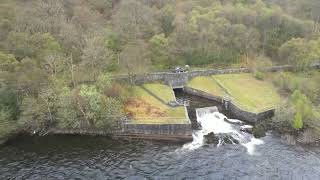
{"left": 125, "top": 83, "right": 189, "bottom": 124}
{"left": 187, "top": 76, "right": 226, "bottom": 97}
{"left": 213, "top": 74, "right": 281, "bottom": 113}
{"left": 187, "top": 73, "right": 281, "bottom": 113}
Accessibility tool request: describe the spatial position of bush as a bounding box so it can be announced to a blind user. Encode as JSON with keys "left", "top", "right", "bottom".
{"left": 273, "top": 72, "right": 319, "bottom": 103}
{"left": 271, "top": 103, "right": 295, "bottom": 133}
{"left": 0, "top": 110, "right": 18, "bottom": 139}
{"left": 56, "top": 84, "right": 124, "bottom": 130}
{"left": 56, "top": 87, "right": 79, "bottom": 129}
{"left": 0, "top": 87, "right": 20, "bottom": 138}
{"left": 18, "top": 96, "right": 52, "bottom": 133}
{"left": 96, "top": 96, "right": 124, "bottom": 129}
{"left": 291, "top": 90, "right": 313, "bottom": 121}
{"left": 254, "top": 71, "right": 264, "bottom": 80}
{"left": 0, "top": 86, "right": 19, "bottom": 120}
{"left": 272, "top": 90, "right": 316, "bottom": 134}
{"left": 273, "top": 72, "right": 301, "bottom": 92}
{"left": 252, "top": 124, "right": 266, "bottom": 138}
{"left": 293, "top": 111, "right": 303, "bottom": 130}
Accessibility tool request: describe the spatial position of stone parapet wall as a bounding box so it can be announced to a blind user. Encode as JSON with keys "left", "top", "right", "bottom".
{"left": 112, "top": 64, "right": 320, "bottom": 87}
{"left": 127, "top": 68, "right": 251, "bottom": 86}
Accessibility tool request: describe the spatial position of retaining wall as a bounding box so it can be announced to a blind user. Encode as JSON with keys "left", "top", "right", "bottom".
{"left": 184, "top": 87, "right": 274, "bottom": 123}
{"left": 123, "top": 123, "right": 192, "bottom": 135}
{"left": 123, "top": 106, "right": 192, "bottom": 136}
{"left": 50, "top": 124, "right": 193, "bottom": 136}
{"left": 227, "top": 101, "right": 275, "bottom": 123}
{"left": 184, "top": 86, "right": 224, "bottom": 103}
{"left": 35, "top": 127, "right": 192, "bottom": 142}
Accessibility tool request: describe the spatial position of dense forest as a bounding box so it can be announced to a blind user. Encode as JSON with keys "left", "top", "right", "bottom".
{"left": 0, "top": 0, "right": 320, "bottom": 140}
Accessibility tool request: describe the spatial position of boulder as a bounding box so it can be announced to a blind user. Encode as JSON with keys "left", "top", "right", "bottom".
{"left": 204, "top": 132, "right": 219, "bottom": 144}
{"left": 204, "top": 132, "right": 240, "bottom": 145}
{"left": 240, "top": 125, "right": 253, "bottom": 133}
{"left": 220, "top": 134, "right": 239, "bottom": 144}
{"left": 224, "top": 118, "right": 245, "bottom": 125}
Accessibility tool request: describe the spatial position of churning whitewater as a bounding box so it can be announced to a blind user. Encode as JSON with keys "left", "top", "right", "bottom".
{"left": 182, "top": 108, "right": 264, "bottom": 155}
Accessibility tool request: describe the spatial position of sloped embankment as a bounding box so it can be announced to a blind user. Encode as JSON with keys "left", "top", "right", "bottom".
{"left": 186, "top": 73, "right": 281, "bottom": 122}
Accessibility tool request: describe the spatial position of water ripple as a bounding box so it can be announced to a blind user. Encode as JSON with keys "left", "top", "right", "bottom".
{"left": 1, "top": 135, "right": 320, "bottom": 179}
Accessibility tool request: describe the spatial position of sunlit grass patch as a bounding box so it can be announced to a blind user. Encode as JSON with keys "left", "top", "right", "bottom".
{"left": 212, "top": 73, "right": 281, "bottom": 113}
{"left": 187, "top": 76, "right": 226, "bottom": 97}
{"left": 186, "top": 74, "right": 282, "bottom": 113}
{"left": 143, "top": 83, "right": 176, "bottom": 103}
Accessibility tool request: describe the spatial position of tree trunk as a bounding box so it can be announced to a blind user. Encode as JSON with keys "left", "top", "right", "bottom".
{"left": 117, "top": 53, "right": 120, "bottom": 65}
{"left": 70, "top": 55, "right": 76, "bottom": 88}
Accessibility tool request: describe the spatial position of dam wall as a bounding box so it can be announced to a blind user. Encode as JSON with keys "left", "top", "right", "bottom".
{"left": 112, "top": 63, "right": 320, "bottom": 88}
{"left": 123, "top": 123, "right": 192, "bottom": 136}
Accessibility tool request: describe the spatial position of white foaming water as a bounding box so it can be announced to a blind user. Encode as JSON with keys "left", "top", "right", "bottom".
{"left": 182, "top": 110, "right": 264, "bottom": 155}
{"left": 242, "top": 137, "right": 264, "bottom": 155}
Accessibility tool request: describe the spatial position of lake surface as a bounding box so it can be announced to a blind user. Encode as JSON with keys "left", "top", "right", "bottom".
{"left": 1, "top": 134, "right": 320, "bottom": 179}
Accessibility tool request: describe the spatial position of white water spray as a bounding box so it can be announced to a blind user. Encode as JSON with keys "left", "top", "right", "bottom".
{"left": 182, "top": 107, "right": 264, "bottom": 155}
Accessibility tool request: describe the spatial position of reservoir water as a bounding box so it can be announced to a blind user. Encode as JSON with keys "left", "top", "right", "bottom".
{"left": 1, "top": 127, "right": 320, "bottom": 179}
{"left": 1, "top": 91, "right": 320, "bottom": 179}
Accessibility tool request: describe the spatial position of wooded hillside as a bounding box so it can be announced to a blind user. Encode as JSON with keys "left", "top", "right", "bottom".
{"left": 0, "top": 0, "right": 320, "bottom": 139}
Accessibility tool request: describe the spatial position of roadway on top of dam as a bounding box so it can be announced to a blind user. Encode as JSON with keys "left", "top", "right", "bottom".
{"left": 111, "top": 63, "right": 320, "bottom": 88}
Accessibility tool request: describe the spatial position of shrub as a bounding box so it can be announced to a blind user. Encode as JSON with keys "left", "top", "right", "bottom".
{"left": 0, "top": 87, "right": 20, "bottom": 138}
{"left": 18, "top": 96, "right": 51, "bottom": 133}
{"left": 0, "top": 86, "right": 19, "bottom": 120}
{"left": 273, "top": 72, "right": 319, "bottom": 103}
{"left": 56, "top": 84, "right": 124, "bottom": 130}
{"left": 56, "top": 87, "right": 79, "bottom": 129}
{"left": 272, "top": 90, "right": 316, "bottom": 134}
{"left": 291, "top": 90, "right": 313, "bottom": 121}
{"left": 252, "top": 124, "right": 266, "bottom": 138}
{"left": 0, "top": 110, "right": 18, "bottom": 138}
{"left": 273, "top": 72, "right": 293, "bottom": 92}
{"left": 293, "top": 111, "right": 303, "bottom": 130}
{"left": 254, "top": 71, "right": 264, "bottom": 80}
{"left": 272, "top": 103, "right": 295, "bottom": 133}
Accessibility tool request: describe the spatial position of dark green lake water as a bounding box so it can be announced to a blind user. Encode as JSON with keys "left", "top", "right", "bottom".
{"left": 1, "top": 134, "right": 320, "bottom": 179}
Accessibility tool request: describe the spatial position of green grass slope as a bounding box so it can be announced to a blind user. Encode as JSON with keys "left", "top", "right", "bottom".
{"left": 187, "top": 76, "right": 226, "bottom": 97}
{"left": 213, "top": 74, "right": 281, "bottom": 113}
{"left": 187, "top": 74, "right": 281, "bottom": 113}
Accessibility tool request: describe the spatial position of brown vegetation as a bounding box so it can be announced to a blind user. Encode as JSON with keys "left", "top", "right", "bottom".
{"left": 125, "top": 98, "right": 166, "bottom": 119}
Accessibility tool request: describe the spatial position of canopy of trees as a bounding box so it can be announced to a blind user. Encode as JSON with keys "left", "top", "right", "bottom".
{"left": 1, "top": 0, "right": 320, "bottom": 138}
